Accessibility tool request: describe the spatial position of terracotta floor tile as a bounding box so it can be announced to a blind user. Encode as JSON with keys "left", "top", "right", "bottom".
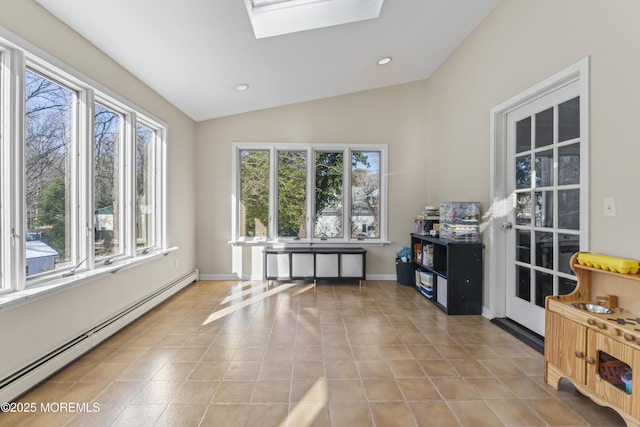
{"left": 212, "top": 380, "right": 255, "bottom": 404}
{"left": 356, "top": 360, "right": 393, "bottom": 378}
{"left": 131, "top": 380, "right": 184, "bottom": 404}
{"left": 245, "top": 403, "right": 289, "bottom": 426}
{"left": 287, "top": 401, "right": 331, "bottom": 427}
{"left": 251, "top": 379, "right": 291, "bottom": 403}
{"left": 396, "top": 377, "right": 441, "bottom": 400}
{"left": 410, "top": 401, "right": 459, "bottom": 427}
{"left": 447, "top": 400, "right": 504, "bottom": 427}
{"left": 171, "top": 380, "right": 219, "bottom": 404}
{"left": 293, "top": 360, "right": 325, "bottom": 379}
{"left": 449, "top": 359, "right": 493, "bottom": 377}
{"left": 111, "top": 404, "right": 166, "bottom": 426}
{"left": 330, "top": 401, "right": 372, "bottom": 426}
{"left": 327, "top": 379, "right": 366, "bottom": 401}
{"left": 465, "top": 377, "right": 515, "bottom": 399}
{"left": 386, "top": 359, "right": 425, "bottom": 378}
{"left": 431, "top": 377, "right": 478, "bottom": 400}
{"left": 9, "top": 280, "right": 627, "bottom": 427}
{"left": 154, "top": 403, "right": 207, "bottom": 426}
{"left": 201, "top": 404, "right": 248, "bottom": 427}
{"left": 291, "top": 378, "right": 329, "bottom": 402}
{"left": 419, "top": 359, "right": 458, "bottom": 377}
{"left": 525, "top": 398, "right": 594, "bottom": 426}
{"left": 325, "top": 360, "right": 359, "bottom": 379}
{"left": 369, "top": 401, "right": 417, "bottom": 427}
{"left": 485, "top": 399, "right": 546, "bottom": 426}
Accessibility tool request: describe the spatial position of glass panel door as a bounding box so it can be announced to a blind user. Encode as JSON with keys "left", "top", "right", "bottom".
{"left": 505, "top": 83, "right": 584, "bottom": 336}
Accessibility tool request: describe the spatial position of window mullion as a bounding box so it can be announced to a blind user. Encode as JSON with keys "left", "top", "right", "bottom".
{"left": 9, "top": 49, "right": 25, "bottom": 291}
{"left": 127, "top": 114, "right": 138, "bottom": 256}
{"left": 344, "top": 148, "right": 351, "bottom": 242}
{"left": 269, "top": 147, "right": 276, "bottom": 239}
{"left": 78, "top": 89, "right": 93, "bottom": 270}
{"left": 305, "top": 147, "right": 313, "bottom": 243}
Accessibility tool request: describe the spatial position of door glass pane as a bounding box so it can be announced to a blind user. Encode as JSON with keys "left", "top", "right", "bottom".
{"left": 558, "top": 277, "right": 577, "bottom": 295}
{"left": 535, "top": 108, "right": 554, "bottom": 148}
{"left": 535, "top": 271, "right": 553, "bottom": 307}
{"left": 516, "top": 155, "right": 531, "bottom": 189}
{"left": 534, "top": 190, "right": 553, "bottom": 228}
{"left": 277, "top": 151, "right": 307, "bottom": 238}
{"left": 516, "top": 192, "right": 532, "bottom": 226}
{"left": 558, "top": 96, "right": 580, "bottom": 142}
{"left": 535, "top": 231, "right": 553, "bottom": 269}
{"left": 558, "top": 189, "right": 580, "bottom": 230}
{"left": 239, "top": 150, "right": 269, "bottom": 238}
{"left": 559, "top": 233, "right": 579, "bottom": 274}
{"left": 516, "top": 266, "right": 530, "bottom": 302}
{"left": 94, "top": 103, "right": 122, "bottom": 258}
{"left": 25, "top": 70, "right": 74, "bottom": 276}
{"left": 314, "top": 151, "right": 343, "bottom": 238}
{"left": 516, "top": 117, "right": 531, "bottom": 153}
{"left": 535, "top": 149, "right": 554, "bottom": 187}
{"left": 351, "top": 151, "right": 380, "bottom": 238}
{"left": 516, "top": 230, "right": 531, "bottom": 263}
{"left": 135, "top": 124, "right": 156, "bottom": 248}
{"left": 559, "top": 143, "right": 580, "bottom": 185}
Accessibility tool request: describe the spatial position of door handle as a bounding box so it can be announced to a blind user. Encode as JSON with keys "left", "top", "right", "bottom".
{"left": 500, "top": 222, "right": 513, "bottom": 230}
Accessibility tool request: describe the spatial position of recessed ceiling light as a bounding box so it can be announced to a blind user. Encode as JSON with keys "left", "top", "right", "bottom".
{"left": 377, "top": 57, "right": 392, "bottom": 65}
{"left": 234, "top": 83, "right": 250, "bottom": 92}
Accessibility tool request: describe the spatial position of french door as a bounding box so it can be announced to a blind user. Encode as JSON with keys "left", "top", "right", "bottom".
{"left": 503, "top": 79, "right": 587, "bottom": 336}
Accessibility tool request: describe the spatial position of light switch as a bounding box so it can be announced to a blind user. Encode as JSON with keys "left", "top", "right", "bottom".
{"left": 604, "top": 197, "right": 616, "bottom": 217}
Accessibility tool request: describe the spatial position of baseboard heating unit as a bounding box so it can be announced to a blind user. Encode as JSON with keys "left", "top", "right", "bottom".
{"left": 0, "top": 269, "right": 199, "bottom": 403}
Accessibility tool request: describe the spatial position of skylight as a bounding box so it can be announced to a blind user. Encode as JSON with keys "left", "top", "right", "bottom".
{"left": 244, "top": 0, "right": 385, "bottom": 39}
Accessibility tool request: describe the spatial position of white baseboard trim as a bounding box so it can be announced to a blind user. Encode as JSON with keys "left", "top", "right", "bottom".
{"left": 198, "top": 273, "right": 397, "bottom": 282}
{"left": 0, "top": 269, "right": 199, "bottom": 403}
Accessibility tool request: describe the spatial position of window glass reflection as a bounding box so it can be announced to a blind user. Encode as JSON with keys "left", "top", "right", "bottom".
{"left": 558, "top": 97, "right": 580, "bottom": 142}
{"left": 559, "top": 143, "right": 580, "bottom": 185}
{"left": 535, "top": 108, "right": 554, "bottom": 148}
{"left": 558, "top": 189, "right": 580, "bottom": 230}
{"left": 535, "top": 231, "right": 553, "bottom": 270}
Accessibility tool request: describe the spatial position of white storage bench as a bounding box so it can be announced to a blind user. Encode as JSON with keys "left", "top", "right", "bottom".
{"left": 263, "top": 247, "right": 366, "bottom": 287}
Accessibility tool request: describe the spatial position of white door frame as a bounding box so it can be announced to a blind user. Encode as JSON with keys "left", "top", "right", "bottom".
{"left": 488, "top": 57, "right": 590, "bottom": 320}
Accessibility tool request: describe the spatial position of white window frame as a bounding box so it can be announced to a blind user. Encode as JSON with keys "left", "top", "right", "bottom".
{"left": 231, "top": 142, "right": 389, "bottom": 246}
{"left": 0, "top": 28, "right": 169, "bottom": 307}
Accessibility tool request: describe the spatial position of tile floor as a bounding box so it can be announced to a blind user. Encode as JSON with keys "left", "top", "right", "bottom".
{"left": 0, "top": 280, "right": 627, "bottom": 426}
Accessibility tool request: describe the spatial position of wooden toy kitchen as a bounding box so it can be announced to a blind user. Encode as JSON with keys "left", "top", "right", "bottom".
{"left": 545, "top": 252, "right": 640, "bottom": 427}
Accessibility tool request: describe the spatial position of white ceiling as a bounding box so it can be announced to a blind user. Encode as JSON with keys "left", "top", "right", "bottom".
{"left": 34, "top": 0, "right": 499, "bottom": 122}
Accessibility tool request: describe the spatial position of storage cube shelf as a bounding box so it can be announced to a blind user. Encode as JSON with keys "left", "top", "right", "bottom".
{"left": 411, "top": 233, "right": 483, "bottom": 315}
{"left": 263, "top": 247, "right": 366, "bottom": 286}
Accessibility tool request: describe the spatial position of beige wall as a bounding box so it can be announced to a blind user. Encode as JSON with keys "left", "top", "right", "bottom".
{"left": 197, "top": 0, "right": 640, "bottom": 310}
{"left": 196, "top": 81, "right": 429, "bottom": 279}
{"left": 425, "top": 0, "right": 640, "bottom": 310}
{"left": 0, "top": 1, "right": 197, "bottom": 381}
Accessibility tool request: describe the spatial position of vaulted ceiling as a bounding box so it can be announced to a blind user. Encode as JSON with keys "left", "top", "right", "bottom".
{"left": 35, "top": 0, "right": 499, "bottom": 121}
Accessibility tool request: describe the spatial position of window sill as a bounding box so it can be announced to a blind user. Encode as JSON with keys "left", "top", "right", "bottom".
{"left": 228, "top": 239, "right": 390, "bottom": 247}
{"left": 0, "top": 247, "right": 178, "bottom": 313}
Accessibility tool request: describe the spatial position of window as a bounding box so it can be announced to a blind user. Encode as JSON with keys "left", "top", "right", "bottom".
{"left": 239, "top": 149, "right": 269, "bottom": 238}
{"left": 351, "top": 150, "right": 380, "bottom": 239}
{"left": 277, "top": 150, "right": 306, "bottom": 238}
{"left": 0, "top": 33, "right": 167, "bottom": 298}
{"left": 232, "top": 143, "right": 388, "bottom": 244}
{"left": 94, "top": 102, "right": 124, "bottom": 260}
{"left": 135, "top": 122, "right": 159, "bottom": 250}
{"left": 25, "top": 69, "right": 75, "bottom": 276}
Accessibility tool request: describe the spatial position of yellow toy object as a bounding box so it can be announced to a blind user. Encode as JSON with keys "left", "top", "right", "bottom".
{"left": 576, "top": 252, "right": 640, "bottom": 275}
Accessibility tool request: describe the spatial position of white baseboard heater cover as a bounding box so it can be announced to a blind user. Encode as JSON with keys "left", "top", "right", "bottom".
{"left": 0, "top": 269, "right": 199, "bottom": 403}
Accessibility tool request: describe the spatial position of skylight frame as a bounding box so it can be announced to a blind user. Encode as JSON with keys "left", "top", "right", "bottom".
{"left": 244, "top": 0, "right": 385, "bottom": 39}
